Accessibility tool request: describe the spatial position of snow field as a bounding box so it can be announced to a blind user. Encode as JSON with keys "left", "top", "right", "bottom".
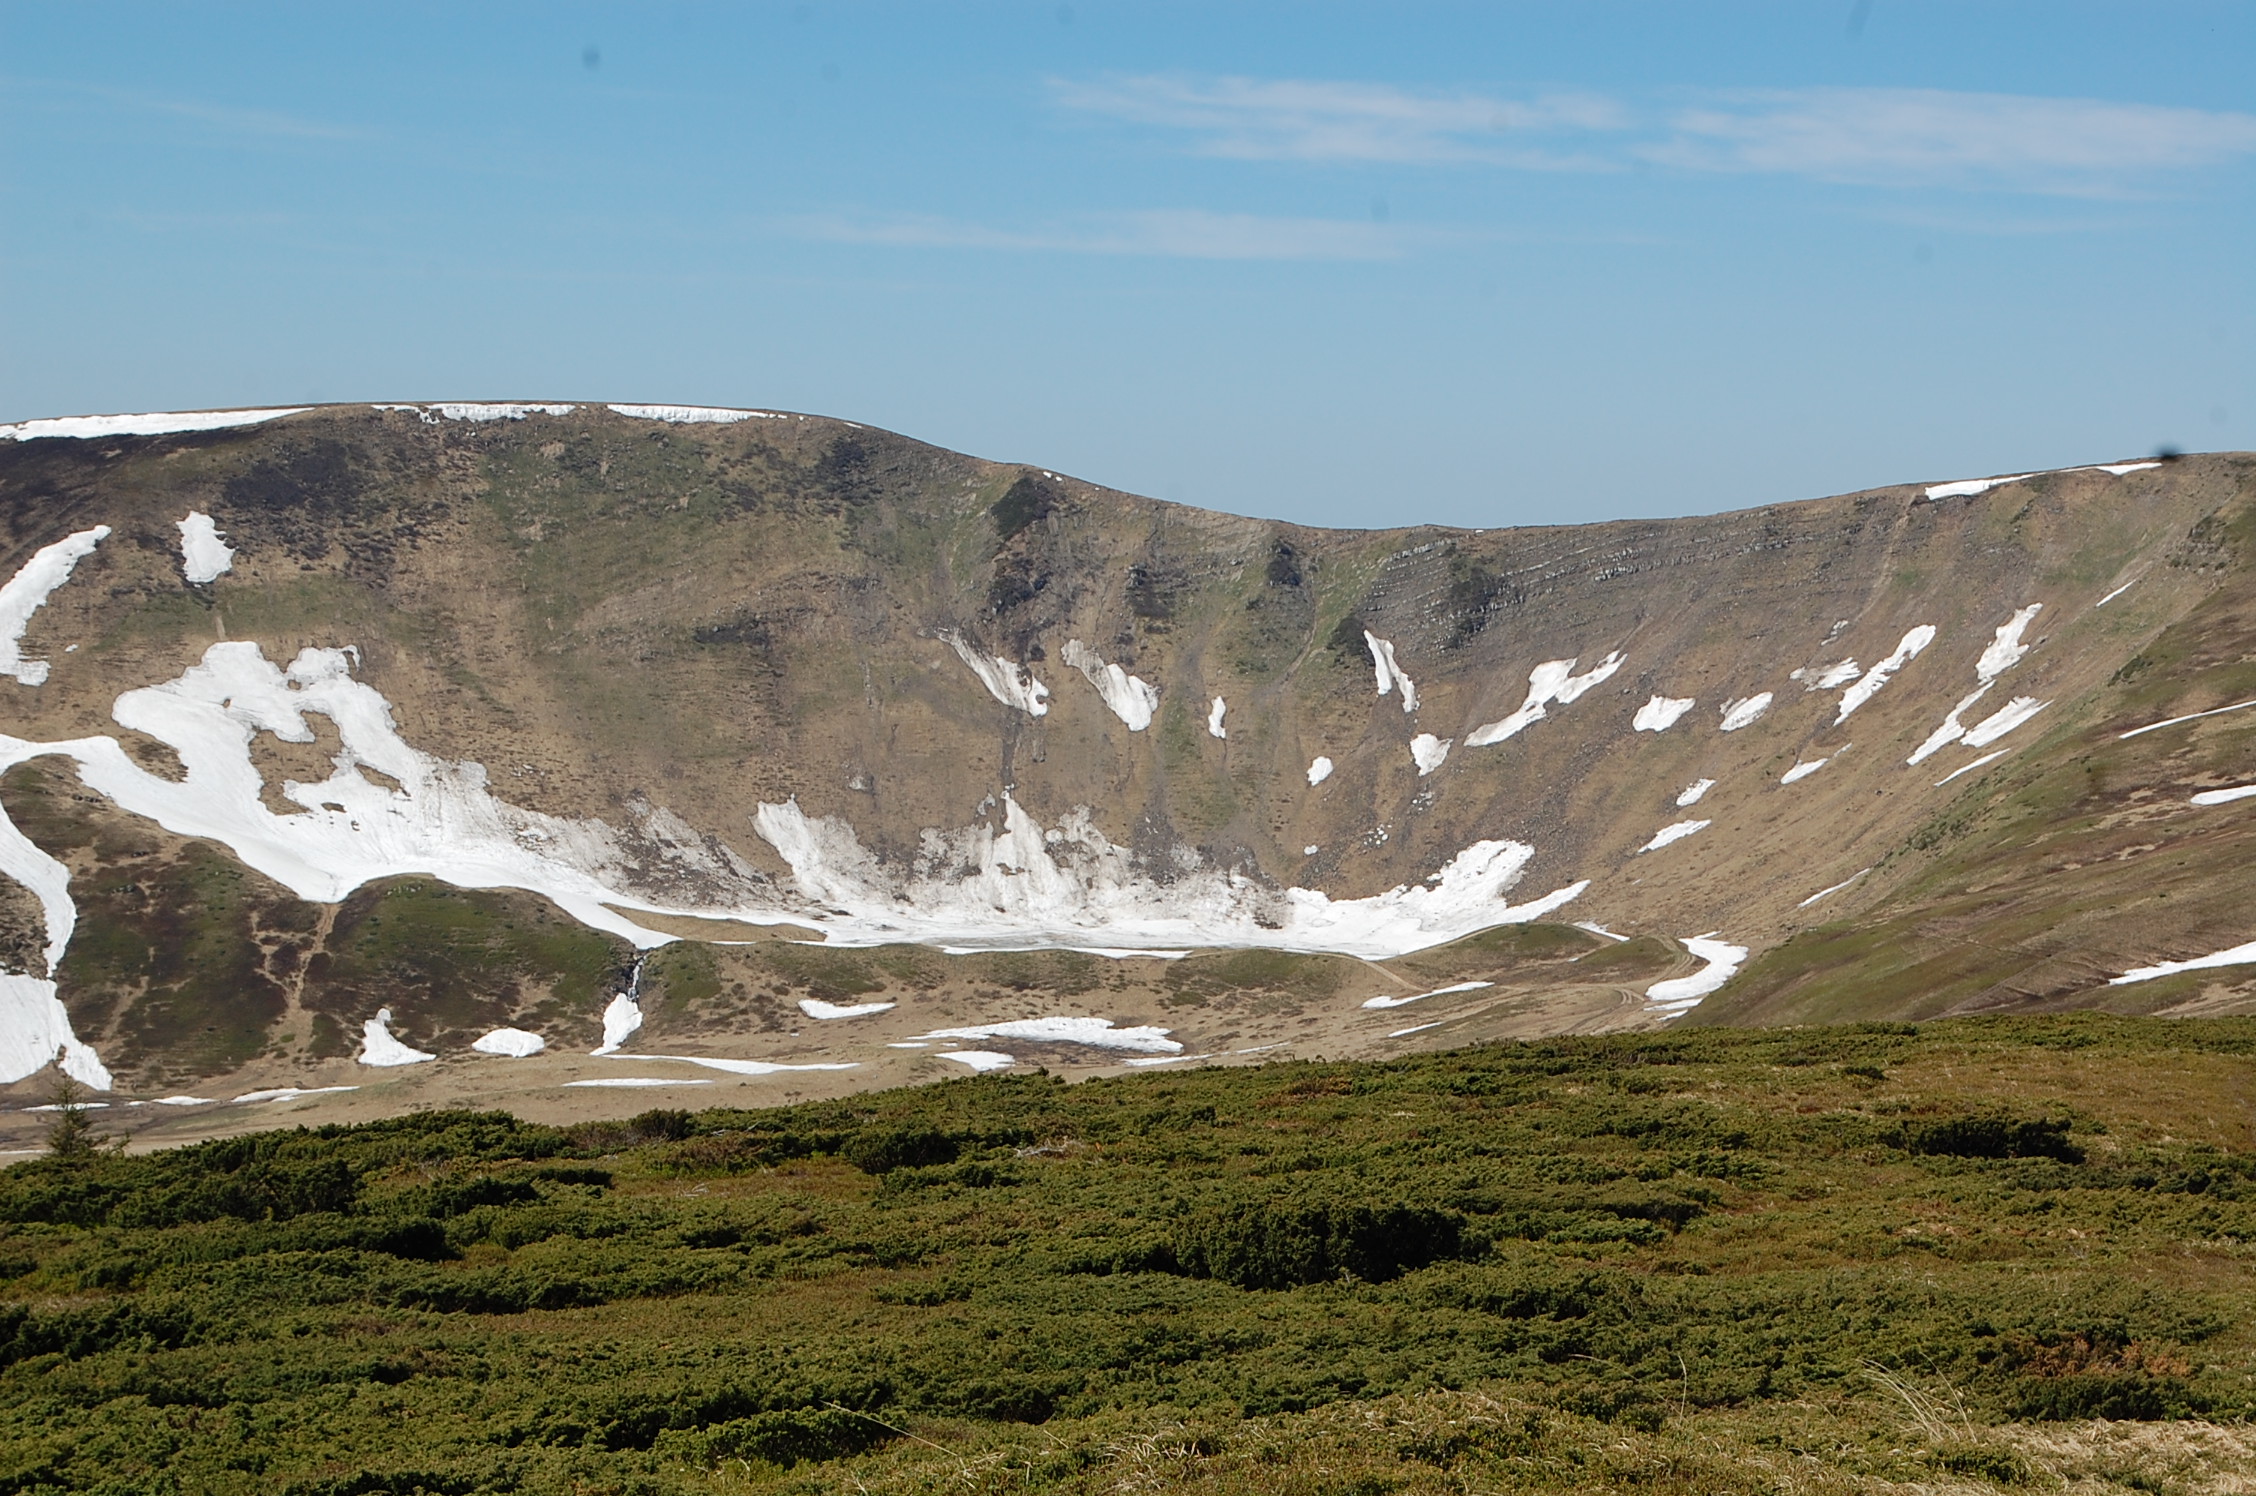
{"left": 1465, "top": 652, "right": 1625, "bottom": 747}
{"left": 1644, "top": 936, "right": 1749, "bottom": 1017}
{"left": 1634, "top": 696, "right": 1695, "bottom": 733}
{"left": 0, "top": 409, "right": 308, "bottom": 441}
{"left": 1061, "top": 640, "right": 1159, "bottom": 730}
{"left": 605, "top": 404, "right": 776, "bottom": 424}
{"left": 2111, "top": 941, "right": 2256, "bottom": 986}
{"left": 175, "top": 513, "right": 234, "bottom": 584}
{"left": 0, "top": 527, "right": 109, "bottom": 686}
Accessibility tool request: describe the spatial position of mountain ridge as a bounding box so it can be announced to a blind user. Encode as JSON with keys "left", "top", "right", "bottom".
{"left": 0, "top": 401, "right": 2250, "bottom": 1142}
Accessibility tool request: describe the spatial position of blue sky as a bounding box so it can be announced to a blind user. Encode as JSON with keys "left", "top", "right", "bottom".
{"left": 2, "top": 2, "right": 2251, "bottom": 530}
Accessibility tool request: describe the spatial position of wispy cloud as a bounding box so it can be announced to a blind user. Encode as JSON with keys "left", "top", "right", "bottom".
{"left": 1056, "top": 74, "right": 2256, "bottom": 195}
{"left": 1049, "top": 74, "right": 1626, "bottom": 167}
{"left": 2, "top": 76, "right": 373, "bottom": 142}
{"left": 785, "top": 208, "right": 1433, "bottom": 261}
{"left": 1650, "top": 88, "right": 2256, "bottom": 193}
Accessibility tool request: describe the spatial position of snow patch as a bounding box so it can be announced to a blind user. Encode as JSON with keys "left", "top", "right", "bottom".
{"left": 1718, "top": 694, "right": 1772, "bottom": 732}
{"left": 1675, "top": 779, "right": 1715, "bottom": 807}
{"left": 607, "top": 1052, "right": 860, "bottom": 1075}
{"left": 1924, "top": 473, "right": 2035, "bottom": 500}
{"left": 2095, "top": 577, "right": 2140, "bottom": 608}
{"left": 1797, "top": 869, "right": 1870, "bottom": 908}
{"left": 1307, "top": 756, "right": 1334, "bottom": 786}
{"left": 231, "top": 1086, "right": 358, "bottom": 1103}
{"left": 2, "top": 527, "right": 109, "bottom": 685}
{"left": 1638, "top": 820, "right": 1710, "bottom": 853}
{"left": 941, "top": 630, "right": 1049, "bottom": 716}
{"left": 2120, "top": 699, "right": 2256, "bottom": 740}
{"left": 1935, "top": 749, "right": 2010, "bottom": 786}
{"left": 385, "top": 403, "right": 576, "bottom": 423}
{"left": 0, "top": 408, "right": 307, "bottom": 441}
{"left": 1962, "top": 696, "right": 2047, "bottom": 747}
{"left": 1410, "top": 733, "right": 1451, "bottom": 775}
{"left": 1466, "top": 652, "right": 1624, "bottom": 747}
{"left": 1781, "top": 749, "right": 1844, "bottom": 785}
{"left": 935, "top": 1050, "right": 1015, "bottom": 1072}
{"left": 359, "top": 1008, "right": 435, "bottom": 1067}
{"left": 153, "top": 1095, "right": 215, "bottom": 1106}
{"left": 175, "top": 513, "right": 234, "bottom": 584}
{"left": 1634, "top": 695, "right": 1695, "bottom": 733}
{"left": 910, "top": 1016, "right": 1181, "bottom": 1053}
{"left": 751, "top": 794, "right": 1586, "bottom": 958}
{"left": 1360, "top": 980, "right": 1493, "bottom": 1011}
{"left": 1207, "top": 697, "right": 1227, "bottom": 739}
{"left": 799, "top": 998, "right": 896, "bottom": 1020}
{"left": 2111, "top": 940, "right": 2256, "bottom": 987}
{"left": 566, "top": 1077, "right": 713, "bottom": 1088}
{"left": 1644, "top": 936, "right": 1747, "bottom": 1018}
{"left": 1792, "top": 661, "right": 1860, "bottom": 691}
{"left": 1977, "top": 606, "right": 2043, "bottom": 681}
{"left": 2191, "top": 785, "right": 2256, "bottom": 807}
{"left": 605, "top": 404, "right": 774, "bottom": 424}
{"left": 1363, "top": 633, "right": 1418, "bottom": 712}
{"left": 1061, "top": 640, "right": 1158, "bottom": 730}
{"left": 472, "top": 1028, "right": 546, "bottom": 1057}
{"left": 1835, "top": 626, "right": 1935, "bottom": 723}
{"left": 592, "top": 994, "right": 643, "bottom": 1055}
{"left": 1907, "top": 607, "right": 2044, "bottom": 762}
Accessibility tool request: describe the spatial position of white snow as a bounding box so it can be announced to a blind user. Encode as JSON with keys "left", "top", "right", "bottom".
{"left": 1363, "top": 632, "right": 1418, "bottom": 712}
{"left": 1307, "top": 756, "right": 1335, "bottom": 786}
{"left": 1634, "top": 695, "right": 1696, "bottom": 733}
{"left": 799, "top": 998, "right": 895, "bottom": 1020}
{"left": 1637, "top": 820, "right": 1711, "bottom": 853}
{"left": 2111, "top": 940, "right": 2256, "bottom": 987}
{"left": 909, "top": 1016, "right": 1181, "bottom": 1053}
{"left": 0, "top": 409, "right": 308, "bottom": 442}
{"left": 1718, "top": 694, "right": 1773, "bottom": 732}
{"left": 1, "top": 526, "right": 109, "bottom": 686}
{"left": 471, "top": 1028, "right": 546, "bottom": 1057}
{"left": 153, "top": 1095, "right": 216, "bottom": 1105}
{"left": 605, "top": 404, "right": 774, "bottom": 424}
{"left": 1465, "top": 652, "right": 1626, "bottom": 747}
{"left": 1792, "top": 661, "right": 1861, "bottom": 691}
{"left": 752, "top": 793, "right": 1587, "bottom": 958}
{"left": 1122, "top": 1053, "right": 1210, "bottom": 1067}
{"left": 1781, "top": 749, "right": 1843, "bottom": 785}
{"left": 1935, "top": 749, "right": 2010, "bottom": 786}
{"left": 2191, "top": 785, "right": 2256, "bottom": 807}
{"left": 940, "top": 630, "right": 1050, "bottom": 716}
{"left": 566, "top": 1077, "right": 714, "bottom": 1088}
{"left": 592, "top": 994, "right": 643, "bottom": 1055}
{"left": 1675, "top": 779, "right": 1715, "bottom": 807}
{"left": 935, "top": 1050, "right": 1015, "bottom": 1072}
{"left": 1574, "top": 921, "right": 1629, "bottom": 942}
{"left": 1387, "top": 1022, "right": 1445, "bottom": 1038}
{"left": 1410, "top": 733, "right": 1451, "bottom": 775}
{"left": 423, "top": 403, "right": 576, "bottom": 422}
{"left": 1797, "top": 869, "right": 1870, "bottom": 908}
{"left": 175, "top": 513, "right": 234, "bottom": 584}
{"left": 1962, "top": 696, "right": 2048, "bottom": 747}
{"left": 2095, "top": 578, "right": 2140, "bottom": 608}
{"left": 231, "top": 1085, "right": 358, "bottom": 1103}
{"left": 1835, "top": 626, "right": 1935, "bottom": 723}
{"left": 1644, "top": 935, "right": 1748, "bottom": 1018}
{"left": 1207, "top": 697, "right": 1227, "bottom": 739}
{"left": 2095, "top": 462, "right": 2162, "bottom": 476}
{"left": 1924, "top": 473, "right": 2034, "bottom": 500}
{"left": 1302, "top": 845, "right": 1320, "bottom": 856}
{"left": 1359, "top": 980, "right": 1493, "bottom": 1011}
{"left": 2120, "top": 699, "right": 2256, "bottom": 740}
{"left": 1977, "top": 606, "right": 2044, "bottom": 681}
{"left": 359, "top": 1008, "right": 435, "bottom": 1067}
{"left": 1061, "top": 640, "right": 1158, "bottom": 730}
{"left": 606, "top": 1052, "right": 859, "bottom": 1075}
{"left": 1907, "top": 606, "right": 2045, "bottom": 763}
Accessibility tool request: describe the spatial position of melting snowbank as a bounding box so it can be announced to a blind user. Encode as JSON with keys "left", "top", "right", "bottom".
{"left": 941, "top": 630, "right": 1049, "bottom": 716}
{"left": 1061, "top": 640, "right": 1159, "bottom": 730}
{"left": 1307, "top": 756, "right": 1335, "bottom": 786}
{"left": 1638, "top": 820, "right": 1710, "bottom": 853}
{"left": 1835, "top": 627, "right": 1934, "bottom": 723}
{"left": 358, "top": 1008, "right": 434, "bottom": 1066}
{"left": 1, "top": 527, "right": 109, "bottom": 686}
{"left": 1208, "top": 697, "right": 1227, "bottom": 738}
{"left": 1645, "top": 936, "right": 1748, "bottom": 1017}
{"left": 1466, "top": 653, "right": 1625, "bottom": 747}
{"left": 1364, "top": 633, "right": 1418, "bottom": 712}
{"left": 1360, "top": 980, "right": 1492, "bottom": 1011}
{"left": 1, "top": 409, "right": 308, "bottom": 441}
{"left": 1634, "top": 696, "right": 1695, "bottom": 733}
{"left": 1718, "top": 694, "right": 1772, "bottom": 732}
{"left": 910, "top": 1017, "right": 1180, "bottom": 1053}
{"left": 472, "top": 1028, "right": 546, "bottom": 1057}
{"left": 1410, "top": 733, "right": 1451, "bottom": 775}
{"left": 2111, "top": 940, "right": 2256, "bottom": 986}
{"left": 175, "top": 513, "right": 234, "bottom": 584}
{"left": 606, "top": 404, "right": 775, "bottom": 424}
{"left": 750, "top": 794, "right": 1586, "bottom": 958}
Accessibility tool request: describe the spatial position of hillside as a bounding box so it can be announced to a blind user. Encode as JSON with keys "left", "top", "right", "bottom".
{"left": 3, "top": 1017, "right": 2254, "bottom": 1494}
{"left": 0, "top": 403, "right": 2251, "bottom": 1137}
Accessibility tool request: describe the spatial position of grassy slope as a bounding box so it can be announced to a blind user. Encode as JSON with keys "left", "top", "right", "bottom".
{"left": 5, "top": 1018, "right": 2256, "bottom": 1493}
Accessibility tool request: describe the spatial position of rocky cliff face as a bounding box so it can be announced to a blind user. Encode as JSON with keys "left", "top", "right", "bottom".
{"left": 0, "top": 402, "right": 2250, "bottom": 1129}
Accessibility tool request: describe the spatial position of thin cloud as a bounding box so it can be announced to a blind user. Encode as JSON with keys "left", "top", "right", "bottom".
{"left": 1050, "top": 74, "right": 1626, "bottom": 167}
{"left": 1054, "top": 73, "right": 2256, "bottom": 195}
{"left": 1, "top": 76, "right": 374, "bottom": 142}
{"left": 785, "top": 208, "right": 1431, "bottom": 261}
{"left": 1649, "top": 88, "right": 2256, "bottom": 194}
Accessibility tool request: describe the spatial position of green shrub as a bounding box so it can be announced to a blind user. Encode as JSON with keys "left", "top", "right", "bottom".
{"left": 1176, "top": 1199, "right": 1476, "bottom": 1289}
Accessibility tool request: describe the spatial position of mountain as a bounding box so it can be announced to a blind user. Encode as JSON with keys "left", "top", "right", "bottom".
{"left": 0, "top": 402, "right": 2250, "bottom": 1140}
